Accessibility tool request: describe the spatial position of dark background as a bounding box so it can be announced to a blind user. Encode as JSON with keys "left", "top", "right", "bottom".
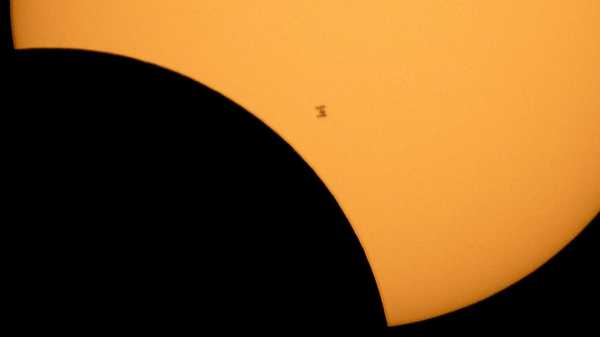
{"left": 2, "top": 1, "right": 597, "bottom": 334}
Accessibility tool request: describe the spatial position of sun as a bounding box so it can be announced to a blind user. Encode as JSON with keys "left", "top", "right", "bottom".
{"left": 11, "top": 0, "right": 600, "bottom": 326}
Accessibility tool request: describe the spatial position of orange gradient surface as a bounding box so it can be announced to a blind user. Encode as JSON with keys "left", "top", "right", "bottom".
{"left": 10, "top": 1, "right": 600, "bottom": 326}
